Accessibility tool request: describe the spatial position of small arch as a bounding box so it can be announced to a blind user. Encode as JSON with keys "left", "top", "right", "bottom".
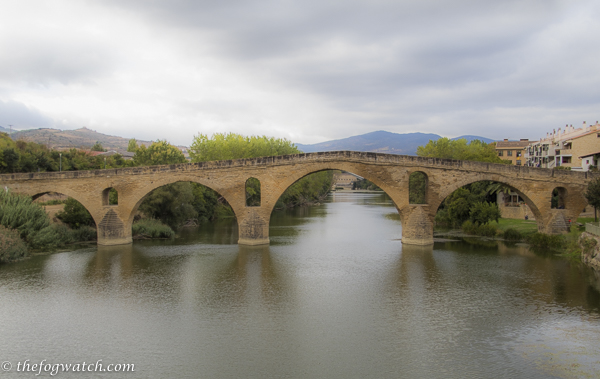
{"left": 102, "top": 187, "right": 118, "bottom": 205}
{"left": 409, "top": 171, "right": 427, "bottom": 204}
{"left": 551, "top": 187, "right": 567, "bottom": 209}
{"left": 246, "top": 177, "right": 261, "bottom": 207}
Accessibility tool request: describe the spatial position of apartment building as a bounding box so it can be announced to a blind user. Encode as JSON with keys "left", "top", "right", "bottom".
{"left": 495, "top": 139, "right": 530, "bottom": 165}
{"left": 525, "top": 121, "right": 600, "bottom": 171}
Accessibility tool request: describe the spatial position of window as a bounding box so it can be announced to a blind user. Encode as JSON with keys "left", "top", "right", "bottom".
{"left": 516, "top": 151, "right": 521, "bottom": 157}
{"left": 507, "top": 151, "right": 513, "bottom": 156}
{"left": 498, "top": 151, "right": 503, "bottom": 156}
{"left": 516, "top": 160, "right": 521, "bottom": 165}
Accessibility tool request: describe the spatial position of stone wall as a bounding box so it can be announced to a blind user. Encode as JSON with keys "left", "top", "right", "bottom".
{"left": 580, "top": 232, "right": 600, "bottom": 270}
{"left": 500, "top": 204, "right": 535, "bottom": 220}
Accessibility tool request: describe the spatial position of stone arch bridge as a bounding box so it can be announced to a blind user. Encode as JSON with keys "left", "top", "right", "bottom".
{"left": 0, "top": 151, "right": 595, "bottom": 246}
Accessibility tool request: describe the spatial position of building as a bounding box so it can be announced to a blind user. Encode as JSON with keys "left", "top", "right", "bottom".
{"left": 332, "top": 171, "right": 363, "bottom": 188}
{"left": 495, "top": 139, "right": 530, "bottom": 165}
{"left": 525, "top": 121, "right": 600, "bottom": 171}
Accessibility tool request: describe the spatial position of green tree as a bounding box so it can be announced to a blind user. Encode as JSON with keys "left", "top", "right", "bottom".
{"left": 139, "top": 182, "right": 198, "bottom": 228}
{"left": 417, "top": 138, "right": 508, "bottom": 164}
{"left": 469, "top": 202, "right": 501, "bottom": 225}
{"left": 91, "top": 141, "right": 105, "bottom": 152}
{"left": 189, "top": 133, "right": 300, "bottom": 161}
{"left": 56, "top": 198, "right": 95, "bottom": 229}
{"left": 127, "top": 138, "right": 138, "bottom": 152}
{"left": 409, "top": 172, "right": 426, "bottom": 204}
{"left": 134, "top": 140, "right": 186, "bottom": 166}
{"left": 585, "top": 177, "right": 600, "bottom": 221}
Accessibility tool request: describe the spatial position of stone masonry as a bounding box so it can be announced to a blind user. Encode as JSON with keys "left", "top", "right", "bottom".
{"left": 0, "top": 151, "right": 597, "bottom": 246}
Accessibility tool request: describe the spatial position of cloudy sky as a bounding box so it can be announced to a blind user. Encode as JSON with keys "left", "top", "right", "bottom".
{"left": 1, "top": 0, "right": 599, "bottom": 146}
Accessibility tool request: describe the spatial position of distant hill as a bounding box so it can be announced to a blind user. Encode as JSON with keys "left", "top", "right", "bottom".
{"left": 296, "top": 131, "right": 494, "bottom": 156}
{"left": 10, "top": 127, "right": 153, "bottom": 152}
{"left": 451, "top": 135, "right": 495, "bottom": 144}
{"left": 0, "top": 125, "right": 10, "bottom": 133}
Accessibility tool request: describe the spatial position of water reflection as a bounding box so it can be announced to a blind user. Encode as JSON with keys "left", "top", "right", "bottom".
{"left": 1, "top": 193, "right": 600, "bottom": 378}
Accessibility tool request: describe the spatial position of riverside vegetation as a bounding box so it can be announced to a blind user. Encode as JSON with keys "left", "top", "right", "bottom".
{"left": 417, "top": 138, "right": 599, "bottom": 262}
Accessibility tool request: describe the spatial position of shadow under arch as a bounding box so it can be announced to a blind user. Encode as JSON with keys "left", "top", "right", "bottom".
{"left": 430, "top": 175, "right": 544, "bottom": 224}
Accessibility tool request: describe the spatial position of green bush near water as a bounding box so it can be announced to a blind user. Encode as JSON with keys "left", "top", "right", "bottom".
{"left": 526, "top": 233, "right": 565, "bottom": 251}
{"left": 0, "top": 225, "right": 29, "bottom": 263}
{"left": 132, "top": 219, "right": 175, "bottom": 239}
{"left": 502, "top": 228, "right": 522, "bottom": 241}
{"left": 0, "top": 189, "right": 60, "bottom": 249}
{"left": 461, "top": 220, "right": 497, "bottom": 237}
{"left": 56, "top": 197, "right": 95, "bottom": 229}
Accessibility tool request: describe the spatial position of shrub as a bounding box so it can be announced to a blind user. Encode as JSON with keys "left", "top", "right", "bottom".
{"left": 0, "top": 190, "right": 59, "bottom": 248}
{"left": 526, "top": 233, "right": 565, "bottom": 250}
{"left": 132, "top": 219, "right": 175, "bottom": 239}
{"left": 503, "top": 228, "right": 523, "bottom": 241}
{"left": 469, "top": 202, "right": 501, "bottom": 225}
{"left": 461, "top": 220, "right": 498, "bottom": 237}
{"left": 69, "top": 226, "right": 97, "bottom": 242}
{"left": 56, "top": 197, "right": 95, "bottom": 228}
{"left": 0, "top": 225, "right": 29, "bottom": 263}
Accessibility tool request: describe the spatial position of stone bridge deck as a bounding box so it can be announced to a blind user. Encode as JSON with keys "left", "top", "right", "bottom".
{"left": 1, "top": 151, "right": 595, "bottom": 246}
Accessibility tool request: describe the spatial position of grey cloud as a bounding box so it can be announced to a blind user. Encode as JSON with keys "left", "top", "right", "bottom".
{"left": 0, "top": 30, "right": 117, "bottom": 86}
{"left": 0, "top": 100, "right": 54, "bottom": 129}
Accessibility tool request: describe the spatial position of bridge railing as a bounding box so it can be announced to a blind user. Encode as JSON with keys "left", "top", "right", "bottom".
{"left": 585, "top": 222, "right": 600, "bottom": 236}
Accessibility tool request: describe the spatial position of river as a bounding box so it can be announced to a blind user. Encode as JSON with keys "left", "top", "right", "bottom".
{"left": 1, "top": 192, "right": 599, "bottom": 378}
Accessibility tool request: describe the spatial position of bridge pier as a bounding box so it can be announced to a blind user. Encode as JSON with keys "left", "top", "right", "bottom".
{"left": 400, "top": 205, "right": 434, "bottom": 245}
{"left": 96, "top": 207, "right": 133, "bottom": 246}
{"left": 237, "top": 208, "right": 270, "bottom": 246}
{"left": 539, "top": 209, "right": 573, "bottom": 235}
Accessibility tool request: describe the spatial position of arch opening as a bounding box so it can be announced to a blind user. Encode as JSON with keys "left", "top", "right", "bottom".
{"left": 434, "top": 180, "right": 538, "bottom": 230}
{"left": 102, "top": 187, "right": 118, "bottom": 205}
{"left": 246, "top": 177, "right": 261, "bottom": 207}
{"left": 268, "top": 167, "right": 403, "bottom": 243}
{"left": 131, "top": 180, "right": 236, "bottom": 232}
{"left": 551, "top": 187, "right": 567, "bottom": 209}
{"left": 32, "top": 192, "right": 96, "bottom": 229}
{"left": 409, "top": 171, "right": 427, "bottom": 204}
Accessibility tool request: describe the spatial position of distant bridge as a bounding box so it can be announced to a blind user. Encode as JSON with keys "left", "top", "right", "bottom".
{"left": 0, "top": 151, "right": 594, "bottom": 246}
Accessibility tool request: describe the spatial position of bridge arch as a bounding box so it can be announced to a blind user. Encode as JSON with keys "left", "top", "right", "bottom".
{"left": 1, "top": 150, "right": 594, "bottom": 246}
{"left": 126, "top": 178, "right": 240, "bottom": 229}
{"left": 263, "top": 163, "right": 406, "bottom": 217}
{"left": 27, "top": 189, "right": 100, "bottom": 227}
{"left": 430, "top": 174, "right": 544, "bottom": 224}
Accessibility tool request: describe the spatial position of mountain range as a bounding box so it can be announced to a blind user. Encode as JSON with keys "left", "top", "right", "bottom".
{"left": 296, "top": 131, "right": 494, "bottom": 155}
{"left": 7, "top": 127, "right": 153, "bottom": 152}
{"left": 3, "top": 127, "right": 495, "bottom": 156}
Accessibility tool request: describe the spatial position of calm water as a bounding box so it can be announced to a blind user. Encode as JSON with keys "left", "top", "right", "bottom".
{"left": 1, "top": 192, "right": 600, "bottom": 378}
